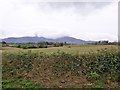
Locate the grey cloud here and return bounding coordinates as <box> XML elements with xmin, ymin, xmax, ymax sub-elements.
<box><xmin>36</xmin><ymin>2</ymin><xmax>112</xmax><ymax>16</ymax></box>
<box><xmin>38</xmin><ymin>2</ymin><xmax>111</xmax><ymax>10</ymax></box>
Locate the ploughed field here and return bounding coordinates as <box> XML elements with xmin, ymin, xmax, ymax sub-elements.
<box><xmin>2</xmin><ymin>44</ymin><xmax>120</xmax><ymax>88</ymax></box>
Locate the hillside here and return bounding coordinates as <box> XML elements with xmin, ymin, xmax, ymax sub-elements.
<box><xmin>2</xmin><ymin>36</ymin><xmax>95</xmax><ymax>44</ymax></box>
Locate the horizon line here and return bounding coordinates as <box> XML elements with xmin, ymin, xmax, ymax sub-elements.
<box><xmin>0</xmin><ymin>35</ymin><xmax>118</xmax><ymax>42</ymax></box>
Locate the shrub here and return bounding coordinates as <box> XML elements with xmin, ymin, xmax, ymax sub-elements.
<box><xmin>17</xmin><ymin>44</ymin><xmax>21</xmax><ymax>48</ymax></box>
<box><xmin>88</xmin><ymin>72</ymin><xmax>100</xmax><ymax>81</ymax></box>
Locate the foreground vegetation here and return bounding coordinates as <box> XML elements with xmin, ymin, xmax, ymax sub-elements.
<box><xmin>2</xmin><ymin>44</ymin><xmax>120</xmax><ymax>88</ymax></box>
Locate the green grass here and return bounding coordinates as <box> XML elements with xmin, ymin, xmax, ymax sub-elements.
<box><xmin>93</xmin><ymin>81</ymin><xmax>105</xmax><ymax>88</ymax></box>
<box><xmin>2</xmin><ymin>44</ymin><xmax>117</xmax><ymax>54</ymax></box>
<box><xmin>2</xmin><ymin>80</ymin><xmax>17</xmax><ymax>88</ymax></box>
<box><xmin>2</xmin><ymin>79</ymin><xmax>43</xmax><ymax>88</ymax></box>
<box><xmin>18</xmin><ymin>79</ymin><xmax>43</xmax><ymax>88</ymax></box>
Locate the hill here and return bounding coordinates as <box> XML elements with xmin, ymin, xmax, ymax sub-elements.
<box><xmin>2</xmin><ymin>36</ymin><xmax>95</xmax><ymax>44</ymax></box>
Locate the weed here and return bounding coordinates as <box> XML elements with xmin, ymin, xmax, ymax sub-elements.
<box><xmin>93</xmin><ymin>81</ymin><xmax>105</xmax><ymax>88</ymax></box>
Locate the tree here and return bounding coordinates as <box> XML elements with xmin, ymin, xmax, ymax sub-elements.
<box><xmin>2</xmin><ymin>41</ymin><xmax>6</xmax><ymax>44</ymax></box>
<box><xmin>60</xmin><ymin>42</ymin><xmax>63</xmax><ymax>46</ymax></box>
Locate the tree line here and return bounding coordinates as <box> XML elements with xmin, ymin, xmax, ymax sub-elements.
<box><xmin>1</xmin><ymin>41</ymin><xmax>68</xmax><ymax>49</ymax></box>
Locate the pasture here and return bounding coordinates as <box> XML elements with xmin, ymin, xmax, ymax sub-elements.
<box><xmin>2</xmin><ymin>44</ymin><xmax>117</xmax><ymax>54</ymax></box>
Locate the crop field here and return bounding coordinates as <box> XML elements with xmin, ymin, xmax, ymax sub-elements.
<box><xmin>2</xmin><ymin>44</ymin><xmax>120</xmax><ymax>88</ymax></box>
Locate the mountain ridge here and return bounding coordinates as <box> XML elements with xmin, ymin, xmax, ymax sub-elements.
<box><xmin>1</xmin><ymin>36</ymin><xmax>95</xmax><ymax>44</ymax></box>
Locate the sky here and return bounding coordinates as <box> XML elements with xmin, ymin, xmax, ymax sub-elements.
<box><xmin>0</xmin><ymin>0</ymin><xmax>118</xmax><ymax>41</ymax></box>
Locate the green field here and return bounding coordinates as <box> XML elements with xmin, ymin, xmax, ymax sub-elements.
<box><xmin>2</xmin><ymin>44</ymin><xmax>120</xmax><ymax>88</ymax></box>
<box><xmin>2</xmin><ymin>44</ymin><xmax>117</xmax><ymax>54</ymax></box>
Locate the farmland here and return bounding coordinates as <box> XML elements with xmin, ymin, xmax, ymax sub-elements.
<box><xmin>2</xmin><ymin>44</ymin><xmax>120</xmax><ymax>88</ymax></box>
<box><xmin>2</xmin><ymin>44</ymin><xmax>117</xmax><ymax>54</ymax></box>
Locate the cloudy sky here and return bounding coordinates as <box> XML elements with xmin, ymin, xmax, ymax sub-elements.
<box><xmin>0</xmin><ymin>0</ymin><xmax>118</xmax><ymax>41</ymax></box>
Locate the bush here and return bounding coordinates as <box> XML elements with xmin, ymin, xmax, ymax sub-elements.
<box><xmin>39</xmin><ymin>45</ymin><xmax>47</xmax><ymax>48</ymax></box>
<box><xmin>17</xmin><ymin>45</ymin><xmax>21</xmax><ymax>48</ymax></box>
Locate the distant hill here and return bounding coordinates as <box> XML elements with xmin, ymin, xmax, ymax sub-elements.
<box><xmin>1</xmin><ymin>36</ymin><xmax>95</xmax><ymax>44</ymax></box>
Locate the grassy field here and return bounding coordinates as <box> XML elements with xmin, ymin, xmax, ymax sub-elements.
<box><xmin>2</xmin><ymin>44</ymin><xmax>117</xmax><ymax>54</ymax></box>
<box><xmin>2</xmin><ymin>44</ymin><xmax>120</xmax><ymax>88</ymax></box>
